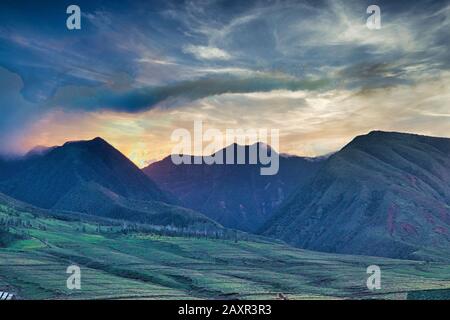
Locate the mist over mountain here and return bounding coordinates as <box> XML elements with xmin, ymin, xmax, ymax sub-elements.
<box><xmin>144</xmin><ymin>143</ymin><xmax>324</xmax><ymax>231</ymax></box>
<box><xmin>261</xmin><ymin>131</ymin><xmax>450</xmax><ymax>261</ymax></box>
<box><xmin>24</xmin><ymin>145</ymin><xmax>57</xmax><ymax>158</ymax></box>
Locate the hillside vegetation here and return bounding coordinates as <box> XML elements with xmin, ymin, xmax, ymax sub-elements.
<box><xmin>1</xmin><ymin>194</ymin><xmax>450</xmax><ymax>300</ymax></box>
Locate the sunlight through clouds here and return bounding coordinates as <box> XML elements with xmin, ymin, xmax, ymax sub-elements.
<box><xmin>0</xmin><ymin>0</ymin><xmax>448</xmax><ymax>166</ymax></box>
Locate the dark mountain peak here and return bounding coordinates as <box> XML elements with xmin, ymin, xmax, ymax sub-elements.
<box><xmin>88</xmin><ymin>136</ymin><xmax>111</xmax><ymax>147</ymax></box>
<box><xmin>0</xmin><ymin>135</ymin><xmax>169</xmax><ymax>210</ymax></box>
<box><xmin>22</xmin><ymin>137</ymin><xmax>117</xmax><ymax>163</ymax></box>
<box><xmin>92</xmin><ymin>136</ymin><xmax>107</xmax><ymax>143</ymax></box>
<box><xmin>342</xmin><ymin>130</ymin><xmax>450</xmax><ymax>156</ymax></box>
<box><xmin>219</xmin><ymin>142</ymin><xmax>278</xmax><ymax>158</ymax></box>
<box><xmin>154</xmin><ymin>142</ymin><xmax>280</xmax><ymax>167</ymax></box>
<box><xmin>144</xmin><ymin>142</ymin><xmax>324</xmax><ymax>232</ymax></box>
<box><xmin>347</xmin><ymin>130</ymin><xmax>405</xmax><ymax>146</ymax></box>
<box><xmin>352</xmin><ymin>130</ymin><xmax>448</xmax><ymax>143</ymax></box>
<box><xmin>352</xmin><ymin>130</ymin><xmax>415</xmax><ymax>142</ymax></box>
<box><xmin>57</xmin><ymin>137</ymin><xmax>133</xmax><ymax>166</ymax></box>
<box><xmin>63</xmin><ymin>136</ymin><xmax>111</xmax><ymax>149</ymax></box>
<box><xmin>367</xmin><ymin>130</ymin><xmax>399</xmax><ymax>136</ymax></box>
<box><xmin>225</xmin><ymin>141</ymin><xmax>273</xmax><ymax>150</ymax></box>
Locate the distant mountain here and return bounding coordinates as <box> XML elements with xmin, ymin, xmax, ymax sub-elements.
<box><xmin>0</xmin><ymin>138</ymin><xmax>218</xmax><ymax>229</ymax></box>
<box><xmin>261</xmin><ymin>131</ymin><xmax>450</xmax><ymax>261</ymax></box>
<box><xmin>144</xmin><ymin>143</ymin><xmax>324</xmax><ymax>232</ymax></box>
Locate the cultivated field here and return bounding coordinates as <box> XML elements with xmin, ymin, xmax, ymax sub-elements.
<box><xmin>1</xmin><ymin>203</ymin><xmax>450</xmax><ymax>300</ymax></box>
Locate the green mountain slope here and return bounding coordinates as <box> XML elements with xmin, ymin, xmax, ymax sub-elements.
<box><xmin>1</xmin><ymin>192</ymin><xmax>450</xmax><ymax>300</ymax></box>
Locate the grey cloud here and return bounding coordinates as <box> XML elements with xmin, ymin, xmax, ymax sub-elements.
<box><xmin>47</xmin><ymin>74</ymin><xmax>330</xmax><ymax>113</ymax></box>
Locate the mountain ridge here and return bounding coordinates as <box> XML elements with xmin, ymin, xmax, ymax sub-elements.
<box><xmin>261</xmin><ymin>130</ymin><xmax>450</xmax><ymax>261</ymax></box>
<box><xmin>0</xmin><ymin>137</ymin><xmax>219</xmax><ymax>229</ymax></box>
<box><xmin>144</xmin><ymin>142</ymin><xmax>325</xmax><ymax>231</ymax></box>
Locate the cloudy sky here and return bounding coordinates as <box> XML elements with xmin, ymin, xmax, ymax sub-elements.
<box><xmin>0</xmin><ymin>0</ymin><xmax>449</xmax><ymax>166</ymax></box>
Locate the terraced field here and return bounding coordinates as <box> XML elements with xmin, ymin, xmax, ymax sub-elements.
<box><xmin>1</xmin><ymin>203</ymin><xmax>450</xmax><ymax>300</ymax></box>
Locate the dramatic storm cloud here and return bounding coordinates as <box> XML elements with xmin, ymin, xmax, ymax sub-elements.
<box><xmin>47</xmin><ymin>74</ymin><xmax>329</xmax><ymax>112</ymax></box>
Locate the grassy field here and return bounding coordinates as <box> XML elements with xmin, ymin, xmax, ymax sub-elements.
<box><xmin>1</xmin><ymin>203</ymin><xmax>450</xmax><ymax>300</ymax></box>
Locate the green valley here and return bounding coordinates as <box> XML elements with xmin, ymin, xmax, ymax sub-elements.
<box><xmin>1</xmin><ymin>197</ymin><xmax>450</xmax><ymax>300</ymax></box>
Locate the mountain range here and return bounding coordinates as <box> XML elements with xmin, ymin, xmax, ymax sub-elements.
<box><xmin>261</xmin><ymin>131</ymin><xmax>450</xmax><ymax>260</ymax></box>
<box><xmin>0</xmin><ymin>138</ymin><xmax>219</xmax><ymax>229</ymax></box>
<box><xmin>1</xmin><ymin>131</ymin><xmax>449</xmax><ymax>261</ymax></box>
<box><xmin>144</xmin><ymin>143</ymin><xmax>324</xmax><ymax>231</ymax></box>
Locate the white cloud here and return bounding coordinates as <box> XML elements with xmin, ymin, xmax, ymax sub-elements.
<box><xmin>136</xmin><ymin>57</ymin><xmax>178</xmax><ymax>66</ymax></box>
<box><xmin>183</xmin><ymin>45</ymin><xmax>231</xmax><ymax>60</ymax></box>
